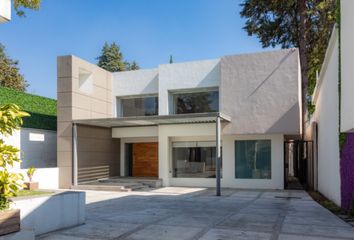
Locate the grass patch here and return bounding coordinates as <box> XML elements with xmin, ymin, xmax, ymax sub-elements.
<box><xmin>15</xmin><ymin>190</ymin><xmax>53</xmax><ymax>197</ymax></box>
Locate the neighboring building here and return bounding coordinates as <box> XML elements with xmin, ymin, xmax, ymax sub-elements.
<box><xmin>0</xmin><ymin>87</ymin><xmax>58</xmax><ymax>189</ymax></box>
<box><xmin>307</xmin><ymin>0</ymin><xmax>354</xmax><ymax>209</ymax></box>
<box><xmin>57</xmin><ymin>49</ymin><xmax>301</xmax><ymax>189</ymax></box>
<box><xmin>0</xmin><ymin>0</ymin><xmax>11</xmax><ymax>23</ymax></box>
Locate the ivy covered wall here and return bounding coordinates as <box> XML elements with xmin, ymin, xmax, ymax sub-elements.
<box><xmin>0</xmin><ymin>87</ymin><xmax>57</xmax><ymax>131</ymax></box>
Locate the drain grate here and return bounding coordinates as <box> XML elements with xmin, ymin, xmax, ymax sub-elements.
<box><xmin>275</xmin><ymin>196</ymin><xmax>302</xmax><ymax>199</ymax></box>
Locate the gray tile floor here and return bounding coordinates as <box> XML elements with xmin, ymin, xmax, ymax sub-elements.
<box><xmin>38</xmin><ymin>188</ymin><xmax>354</xmax><ymax>240</ymax></box>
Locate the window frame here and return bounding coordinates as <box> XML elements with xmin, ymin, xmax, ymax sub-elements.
<box><xmin>171</xmin><ymin>140</ymin><xmax>222</xmax><ymax>179</ymax></box>
<box><xmin>116</xmin><ymin>94</ymin><xmax>159</xmax><ymax>117</ymax></box>
<box><xmin>234</xmin><ymin>139</ymin><xmax>272</xmax><ymax>180</ymax></box>
<box><xmin>169</xmin><ymin>87</ymin><xmax>219</xmax><ymax>114</ymax></box>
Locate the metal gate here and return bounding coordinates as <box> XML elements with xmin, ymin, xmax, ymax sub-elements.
<box><xmin>284</xmin><ymin>140</ymin><xmax>314</xmax><ymax>190</ymax></box>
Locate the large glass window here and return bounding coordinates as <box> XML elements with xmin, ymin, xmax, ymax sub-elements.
<box><xmin>172</xmin><ymin>141</ymin><xmax>221</xmax><ymax>178</ymax></box>
<box><xmin>120</xmin><ymin>96</ymin><xmax>158</xmax><ymax>117</ymax></box>
<box><xmin>235</xmin><ymin>140</ymin><xmax>271</xmax><ymax>179</ymax></box>
<box><xmin>172</xmin><ymin>90</ymin><xmax>219</xmax><ymax>114</ymax></box>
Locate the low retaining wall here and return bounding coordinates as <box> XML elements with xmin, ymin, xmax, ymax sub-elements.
<box><xmin>11</xmin><ymin>191</ymin><xmax>85</xmax><ymax>236</ymax></box>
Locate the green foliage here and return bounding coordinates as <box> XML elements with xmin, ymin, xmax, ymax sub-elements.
<box><xmin>0</xmin><ymin>87</ymin><xmax>57</xmax><ymax>131</ymax></box>
<box><xmin>125</xmin><ymin>61</ymin><xmax>140</xmax><ymax>71</ymax></box>
<box><xmin>97</xmin><ymin>42</ymin><xmax>139</xmax><ymax>72</ymax></box>
<box><xmin>26</xmin><ymin>167</ymin><xmax>36</xmax><ymax>182</ymax></box>
<box><xmin>0</xmin><ymin>43</ymin><xmax>28</xmax><ymax>92</ymax></box>
<box><xmin>13</xmin><ymin>0</ymin><xmax>41</xmax><ymax>17</ymax></box>
<box><xmin>0</xmin><ymin>104</ymin><xmax>29</xmax><ymax>210</ymax></box>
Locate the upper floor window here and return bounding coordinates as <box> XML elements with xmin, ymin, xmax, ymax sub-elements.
<box><xmin>172</xmin><ymin>89</ymin><xmax>219</xmax><ymax>114</ymax></box>
<box><xmin>119</xmin><ymin>95</ymin><xmax>158</xmax><ymax>117</ymax></box>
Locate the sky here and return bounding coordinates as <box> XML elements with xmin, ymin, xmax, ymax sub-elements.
<box><xmin>0</xmin><ymin>0</ymin><xmax>273</xmax><ymax>99</ymax></box>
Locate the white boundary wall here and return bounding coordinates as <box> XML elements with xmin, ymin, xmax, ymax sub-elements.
<box><xmin>312</xmin><ymin>28</ymin><xmax>341</xmax><ymax>205</ymax></box>
<box><xmin>1</xmin><ymin>128</ymin><xmax>58</xmax><ymax>189</ymax></box>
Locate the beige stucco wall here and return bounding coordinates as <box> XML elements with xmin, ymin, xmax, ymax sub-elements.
<box><xmin>77</xmin><ymin>125</ymin><xmax>120</xmax><ymax>183</ymax></box>
<box><xmin>57</xmin><ymin>55</ymin><xmax>113</xmax><ymax>188</ymax></box>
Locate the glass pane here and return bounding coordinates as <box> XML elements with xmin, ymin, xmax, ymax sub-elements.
<box><xmin>173</xmin><ymin>91</ymin><xmax>219</xmax><ymax>114</ymax></box>
<box><xmin>172</xmin><ymin>141</ymin><xmax>221</xmax><ymax>178</ymax></box>
<box><xmin>121</xmin><ymin>96</ymin><xmax>158</xmax><ymax>117</ymax></box>
<box><xmin>235</xmin><ymin>140</ymin><xmax>271</xmax><ymax>179</ymax></box>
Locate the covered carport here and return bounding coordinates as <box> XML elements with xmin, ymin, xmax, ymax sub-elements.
<box><xmin>72</xmin><ymin>112</ymin><xmax>231</xmax><ymax>195</ymax></box>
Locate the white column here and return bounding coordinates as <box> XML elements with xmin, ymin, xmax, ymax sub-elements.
<box><xmin>216</xmin><ymin>115</ymin><xmax>221</xmax><ymax>196</ymax></box>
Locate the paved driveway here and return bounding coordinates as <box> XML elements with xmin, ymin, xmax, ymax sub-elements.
<box><xmin>38</xmin><ymin>188</ymin><xmax>354</xmax><ymax>240</ymax></box>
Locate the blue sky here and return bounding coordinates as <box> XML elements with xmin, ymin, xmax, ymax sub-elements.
<box><xmin>0</xmin><ymin>0</ymin><xmax>271</xmax><ymax>99</ymax></box>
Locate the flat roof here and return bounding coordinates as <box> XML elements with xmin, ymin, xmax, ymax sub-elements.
<box><xmin>73</xmin><ymin>112</ymin><xmax>231</xmax><ymax>128</ymax></box>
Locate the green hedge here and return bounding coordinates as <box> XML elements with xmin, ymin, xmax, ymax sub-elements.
<box><xmin>0</xmin><ymin>87</ymin><xmax>57</xmax><ymax>131</ymax></box>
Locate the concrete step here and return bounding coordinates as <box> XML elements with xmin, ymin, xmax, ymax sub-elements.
<box><xmin>72</xmin><ymin>183</ymin><xmax>146</xmax><ymax>192</ymax></box>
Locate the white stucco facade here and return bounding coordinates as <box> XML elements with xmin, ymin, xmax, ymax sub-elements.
<box><xmin>111</xmin><ymin>123</ymin><xmax>284</xmax><ymax>189</ymax></box>
<box><xmin>340</xmin><ymin>0</ymin><xmax>354</xmax><ymax>133</ymax></box>
<box><xmin>312</xmin><ymin>28</ymin><xmax>341</xmax><ymax>206</ymax></box>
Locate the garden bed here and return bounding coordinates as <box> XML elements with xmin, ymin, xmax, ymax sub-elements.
<box><xmin>308</xmin><ymin>191</ymin><xmax>354</xmax><ymax>227</ymax></box>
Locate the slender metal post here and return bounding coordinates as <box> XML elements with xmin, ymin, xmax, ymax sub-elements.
<box><xmin>216</xmin><ymin>115</ymin><xmax>221</xmax><ymax>196</ymax></box>
<box><xmin>72</xmin><ymin>123</ymin><xmax>78</xmax><ymax>186</ymax></box>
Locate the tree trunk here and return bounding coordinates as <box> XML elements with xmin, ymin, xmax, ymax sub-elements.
<box><xmin>298</xmin><ymin>0</ymin><xmax>308</xmax><ymax>139</ymax></box>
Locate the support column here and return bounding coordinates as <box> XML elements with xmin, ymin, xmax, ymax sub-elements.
<box><xmin>216</xmin><ymin>115</ymin><xmax>221</xmax><ymax>196</ymax></box>
<box><xmin>72</xmin><ymin>123</ymin><xmax>78</xmax><ymax>186</ymax></box>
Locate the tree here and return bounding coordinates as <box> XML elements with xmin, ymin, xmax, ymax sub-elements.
<box><xmin>97</xmin><ymin>42</ymin><xmax>140</xmax><ymax>72</ymax></box>
<box><xmin>240</xmin><ymin>0</ymin><xmax>336</xmax><ymax>119</ymax></box>
<box><xmin>13</xmin><ymin>0</ymin><xmax>41</xmax><ymax>17</ymax></box>
<box><xmin>0</xmin><ymin>104</ymin><xmax>29</xmax><ymax>210</ymax></box>
<box><xmin>0</xmin><ymin>44</ymin><xmax>28</xmax><ymax>91</ymax></box>
<box><xmin>97</xmin><ymin>42</ymin><xmax>126</xmax><ymax>72</ymax></box>
<box><xmin>169</xmin><ymin>55</ymin><xmax>173</xmax><ymax>64</ymax></box>
<box><xmin>125</xmin><ymin>61</ymin><xmax>140</xmax><ymax>71</ymax></box>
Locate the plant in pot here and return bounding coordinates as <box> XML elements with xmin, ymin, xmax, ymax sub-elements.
<box><xmin>0</xmin><ymin>104</ymin><xmax>29</xmax><ymax>236</ymax></box>
<box><xmin>24</xmin><ymin>167</ymin><xmax>38</xmax><ymax>190</ymax></box>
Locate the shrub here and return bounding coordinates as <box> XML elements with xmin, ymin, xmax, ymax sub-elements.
<box><xmin>0</xmin><ymin>104</ymin><xmax>29</xmax><ymax>210</ymax></box>
<box><xmin>26</xmin><ymin>167</ymin><xmax>36</xmax><ymax>182</ymax></box>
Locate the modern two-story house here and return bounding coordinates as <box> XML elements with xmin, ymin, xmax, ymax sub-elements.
<box><xmin>57</xmin><ymin>49</ymin><xmax>301</xmax><ymax>190</ymax></box>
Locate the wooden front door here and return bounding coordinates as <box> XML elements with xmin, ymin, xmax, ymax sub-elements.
<box><xmin>132</xmin><ymin>143</ymin><xmax>158</xmax><ymax>177</ymax></box>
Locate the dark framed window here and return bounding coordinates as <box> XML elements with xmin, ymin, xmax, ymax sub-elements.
<box><xmin>172</xmin><ymin>90</ymin><xmax>219</xmax><ymax>114</ymax></box>
<box><xmin>172</xmin><ymin>141</ymin><xmax>221</xmax><ymax>178</ymax></box>
<box><xmin>235</xmin><ymin>140</ymin><xmax>271</xmax><ymax>179</ymax></box>
<box><xmin>120</xmin><ymin>96</ymin><xmax>158</xmax><ymax>117</ymax></box>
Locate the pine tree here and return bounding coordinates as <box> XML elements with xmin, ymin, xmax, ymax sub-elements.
<box><xmin>0</xmin><ymin>44</ymin><xmax>28</xmax><ymax>91</ymax></box>
<box><xmin>97</xmin><ymin>42</ymin><xmax>126</xmax><ymax>72</ymax></box>
<box><xmin>129</xmin><ymin>61</ymin><xmax>140</xmax><ymax>70</ymax></box>
<box><xmin>97</xmin><ymin>42</ymin><xmax>140</xmax><ymax>72</ymax></box>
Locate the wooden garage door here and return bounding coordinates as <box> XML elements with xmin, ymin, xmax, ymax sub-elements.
<box><xmin>132</xmin><ymin>143</ymin><xmax>158</xmax><ymax>177</ymax></box>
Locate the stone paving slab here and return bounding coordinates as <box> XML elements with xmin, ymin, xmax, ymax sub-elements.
<box><xmin>37</xmin><ymin>188</ymin><xmax>354</xmax><ymax>240</ymax></box>
<box><xmin>198</xmin><ymin>228</ymin><xmax>272</xmax><ymax>240</ymax></box>
<box><xmin>124</xmin><ymin>224</ymin><xmax>203</xmax><ymax>240</ymax></box>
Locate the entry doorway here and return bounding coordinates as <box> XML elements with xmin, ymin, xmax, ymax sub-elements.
<box><xmin>284</xmin><ymin>140</ymin><xmax>313</xmax><ymax>190</ymax></box>
<box><xmin>125</xmin><ymin>142</ymin><xmax>158</xmax><ymax>177</ymax></box>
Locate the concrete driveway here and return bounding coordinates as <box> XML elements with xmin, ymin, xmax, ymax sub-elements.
<box><xmin>38</xmin><ymin>188</ymin><xmax>354</xmax><ymax>240</ymax></box>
